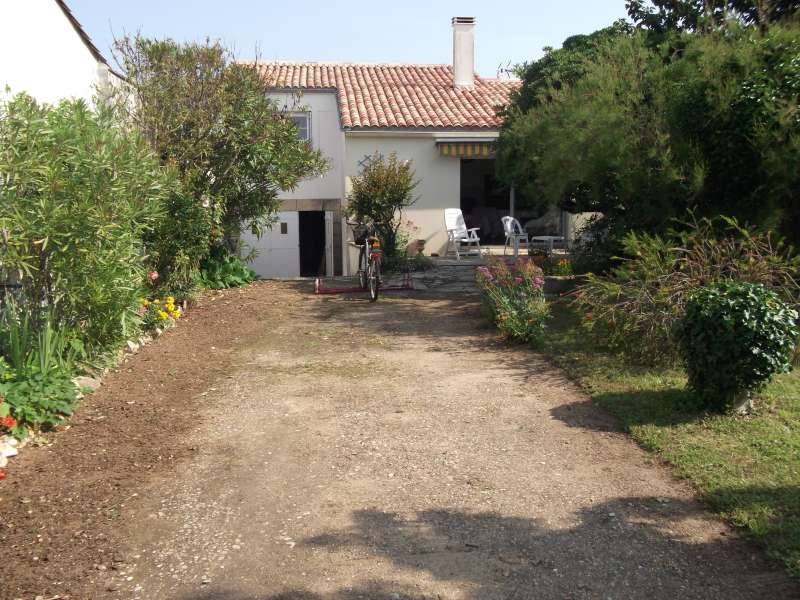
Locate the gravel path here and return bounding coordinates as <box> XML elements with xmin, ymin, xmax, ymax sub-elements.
<box><xmin>1</xmin><ymin>281</ymin><xmax>795</xmax><ymax>599</ymax></box>
<box><xmin>112</xmin><ymin>284</ymin><xmax>794</xmax><ymax>599</ymax></box>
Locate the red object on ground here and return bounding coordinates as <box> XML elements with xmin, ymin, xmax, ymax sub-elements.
<box><xmin>315</xmin><ymin>272</ymin><xmax>415</xmax><ymax>295</ymax></box>
<box><xmin>0</xmin><ymin>469</ymin><xmax>6</xmax><ymax>481</ymax></box>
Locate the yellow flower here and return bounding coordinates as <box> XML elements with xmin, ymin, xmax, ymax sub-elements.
<box><xmin>141</xmin><ymin>299</ymin><xmax>150</xmax><ymax>307</ymax></box>
<box><xmin>153</xmin><ymin>299</ymin><xmax>160</xmax><ymax>304</ymax></box>
<box><xmin>166</xmin><ymin>296</ymin><xmax>175</xmax><ymax>304</ymax></box>
<box><xmin>158</xmin><ymin>310</ymin><xmax>168</xmax><ymax>321</ymax></box>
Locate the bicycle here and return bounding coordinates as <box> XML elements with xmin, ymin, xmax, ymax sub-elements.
<box><xmin>349</xmin><ymin>221</ymin><xmax>382</xmax><ymax>302</ymax></box>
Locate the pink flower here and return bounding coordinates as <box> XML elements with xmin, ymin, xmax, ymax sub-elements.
<box><xmin>477</xmin><ymin>266</ymin><xmax>494</xmax><ymax>282</ymax></box>
<box><xmin>148</xmin><ymin>271</ymin><xmax>159</xmax><ymax>282</ymax></box>
<box><xmin>534</xmin><ymin>277</ymin><xmax>545</xmax><ymax>289</ymax></box>
<box><xmin>514</xmin><ymin>276</ymin><xmax>523</xmax><ymax>285</ymax></box>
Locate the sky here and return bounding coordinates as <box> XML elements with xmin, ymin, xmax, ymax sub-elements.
<box><xmin>68</xmin><ymin>1</ymin><xmax>630</xmax><ymax>77</ymax></box>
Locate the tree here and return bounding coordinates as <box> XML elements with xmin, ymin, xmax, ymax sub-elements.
<box><xmin>496</xmin><ymin>22</ymin><xmax>634</xmax><ymax>212</ymax></box>
<box><xmin>497</xmin><ymin>20</ymin><xmax>800</xmax><ymax>270</ymax></box>
<box><xmin>626</xmin><ymin>0</ymin><xmax>800</xmax><ymax>34</ymax></box>
<box><xmin>111</xmin><ymin>37</ymin><xmax>328</xmax><ymax>289</ymax></box>
<box><xmin>346</xmin><ymin>153</ymin><xmax>418</xmax><ymax>257</ymax></box>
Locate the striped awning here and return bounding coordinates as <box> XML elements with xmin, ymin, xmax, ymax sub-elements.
<box><xmin>437</xmin><ymin>142</ymin><xmax>495</xmax><ymax>158</ymax></box>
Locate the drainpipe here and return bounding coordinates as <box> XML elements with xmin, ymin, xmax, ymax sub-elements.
<box><xmin>509</xmin><ymin>184</ymin><xmax>516</xmax><ymax>219</ymax></box>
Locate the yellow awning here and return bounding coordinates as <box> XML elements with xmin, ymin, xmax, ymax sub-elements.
<box><xmin>437</xmin><ymin>142</ymin><xmax>495</xmax><ymax>158</ymax></box>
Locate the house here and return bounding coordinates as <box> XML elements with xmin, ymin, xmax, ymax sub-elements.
<box><xmin>0</xmin><ymin>0</ymin><xmax>122</xmax><ymax>106</ymax></box>
<box><xmin>244</xmin><ymin>16</ymin><xmax>575</xmax><ymax>279</ymax></box>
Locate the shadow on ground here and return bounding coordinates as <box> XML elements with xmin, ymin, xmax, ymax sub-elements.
<box><xmin>550</xmin><ymin>388</ymin><xmax>705</xmax><ymax>433</ymax></box>
<box><xmin>180</xmin><ymin>496</ymin><xmax>796</xmax><ymax>600</ymax></box>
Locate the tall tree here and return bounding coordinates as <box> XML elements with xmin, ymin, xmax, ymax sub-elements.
<box><xmin>626</xmin><ymin>0</ymin><xmax>800</xmax><ymax>33</ymax></box>
<box><xmin>496</xmin><ymin>21</ymin><xmax>633</xmax><ymax>210</ymax></box>
<box><xmin>111</xmin><ymin>37</ymin><xmax>328</xmax><ymax>285</ymax></box>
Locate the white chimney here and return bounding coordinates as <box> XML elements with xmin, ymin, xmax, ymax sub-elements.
<box><xmin>452</xmin><ymin>16</ymin><xmax>475</xmax><ymax>89</ymax></box>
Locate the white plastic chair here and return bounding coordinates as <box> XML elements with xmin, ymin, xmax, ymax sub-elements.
<box><xmin>501</xmin><ymin>216</ymin><xmax>529</xmax><ymax>257</ymax></box>
<box><xmin>444</xmin><ymin>208</ymin><xmax>481</xmax><ymax>260</ymax></box>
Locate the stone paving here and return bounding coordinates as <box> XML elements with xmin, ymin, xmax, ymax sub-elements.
<box><xmin>411</xmin><ymin>258</ymin><xmax>481</xmax><ymax>294</ymax></box>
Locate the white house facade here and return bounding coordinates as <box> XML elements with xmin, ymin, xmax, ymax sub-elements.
<box><xmin>0</xmin><ymin>0</ymin><xmax>120</xmax><ymax>106</ymax></box>
<box><xmin>246</xmin><ymin>17</ymin><xmax>573</xmax><ymax>279</ymax></box>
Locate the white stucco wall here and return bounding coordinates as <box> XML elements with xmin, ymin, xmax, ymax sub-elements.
<box><xmin>345</xmin><ymin>134</ymin><xmax>463</xmax><ymax>261</ymax></box>
<box><xmin>268</xmin><ymin>91</ymin><xmax>345</xmax><ymax>202</ymax></box>
<box><xmin>0</xmin><ymin>0</ymin><xmax>105</xmax><ymax>105</ymax></box>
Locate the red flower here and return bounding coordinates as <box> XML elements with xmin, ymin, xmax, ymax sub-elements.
<box><xmin>1</xmin><ymin>416</ymin><xmax>16</xmax><ymax>429</ymax></box>
<box><xmin>148</xmin><ymin>271</ymin><xmax>159</xmax><ymax>282</ymax></box>
<box><xmin>0</xmin><ymin>469</ymin><xmax>6</xmax><ymax>480</ymax></box>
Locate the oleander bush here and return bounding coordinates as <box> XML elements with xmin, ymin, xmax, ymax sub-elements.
<box><xmin>0</xmin><ymin>94</ymin><xmax>182</xmax><ymax>434</ymax></box>
<box><xmin>677</xmin><ymin>282</ymin><xmax>799</xmax><ymax>412</ymax></box>
<box><xmin>0</xmin><ymin>94</ymin><xmax>177</xmax><ymax>354</ymax></box>
<box><xmin>476</xmin><ymin>257</ymin><xmax>550</xmax><ymax>346</ymax></box>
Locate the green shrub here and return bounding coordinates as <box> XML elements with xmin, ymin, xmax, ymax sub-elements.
<box><xmin>0</xmin><ymin>301</ymin><xmax>83</xmax><ymax>377</ymax></box>
<box><xmin>574</xmin><ymin>215</ymin><xmax>800</xmax><ymax>363</ymax></box>
<box><xmin>199</xmin><ymin>254</ymin><xmax>257</xmax><ymax>289</ymax></box>
<box><xmin>476</xmin><ymin>257</ymin><xmax>550</xmax><ymax>346</ymax></box>
<box><xmin>381</xmin><ymin>254</ymin><xmax>434</xmax><ymax>274</ymax></box>
<box><xmin>0</xmin><ymin>303</ymin><xmax>82</xmax><ymax>434</ymax></box>
<box><xmin>0</xmin><ymin>367</ymin><xmax>78</xmax><ymax>435</ymax></box>
<box><xmin>529</xmin><ymin>253</ymin><xmax>574</xmax><ymax>276</ymax></box>
<box><xmin>144</xmin><ymin>186</ymin><xmax>213</xmax><ymax>300</ymax></box>
<box><xmin>677</xmin><ymin>282</ymin><xmax>799</xmax><ymax>412</ymax></box>
<box><xmin>346</xmin><ymin>153</ymin><xmax>418</xmax><ymax>257</ymax></box>
<box><xmin>0</xmin><ymin>94</ymin><xmax>176</xmax><ymax>353</ymax></box>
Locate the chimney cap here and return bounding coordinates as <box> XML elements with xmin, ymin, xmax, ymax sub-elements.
<box><xmin>452</xmin><ymin>16</ymin><xmax>476</xmax><ymax>25</ymax></box>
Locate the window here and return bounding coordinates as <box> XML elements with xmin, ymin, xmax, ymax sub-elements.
<box><xmin>290</xmin><ymin>112</ymin><xmax>311</xmax><ymax>143</ymax></box>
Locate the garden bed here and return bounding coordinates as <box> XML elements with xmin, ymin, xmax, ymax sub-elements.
<box><xmin>0</xmin><ymin>284</ymin><xmax>273</xmax><ymax>598</ymax></box>
<box><xmin>543</xmin><ymin>301</ymin><xmax>800</xmax><ymax>578</ymax></box>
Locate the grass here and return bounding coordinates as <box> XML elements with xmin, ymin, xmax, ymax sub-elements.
<box><xmin>544</xmin><ymin>301</ymin><xmax>800</xmax><ymax>577</ymax></box>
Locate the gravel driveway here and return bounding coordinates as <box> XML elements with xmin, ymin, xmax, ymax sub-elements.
<box><xmin>1</xmin><ymin>281</ymin><xmax>795</xmax><ymax>599</ymax></box>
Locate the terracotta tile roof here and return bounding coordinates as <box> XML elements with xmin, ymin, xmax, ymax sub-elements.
<box><xmin>255</xmin><ymin>62</ymin><xmax>518</xmax><ymax>130</ymax></box>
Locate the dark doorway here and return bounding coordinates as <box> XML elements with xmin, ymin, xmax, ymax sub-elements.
<box><xmin>299</xmin><ymin>211</ymin><xmax>326</xmax><ymax>277</ymax></box>
<box><xmin>460</xmin><ymin>159</ymin><xmax>510</xmax><ymax>244</ymax></box>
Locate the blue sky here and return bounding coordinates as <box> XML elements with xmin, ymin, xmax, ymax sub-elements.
<box><xmin>69</xmin><ymin>0</ymin><xmax>630</xmax><ymax>77</ymax></box>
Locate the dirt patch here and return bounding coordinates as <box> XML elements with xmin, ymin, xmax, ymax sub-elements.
<box><xmin>0</xmin><ymin>282</ymin><xmax>300</xmax><ymax>599</ymax></box>
<box><xmin>0</xmin><ymin>281</ymin><xmax>797</xmax><ymax>600</ymax></box>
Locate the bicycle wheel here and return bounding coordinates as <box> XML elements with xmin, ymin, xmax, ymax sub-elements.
<box><xmin>367</xmin><ymin>259</ymin><xmax>380</xmax><ymax>302</ymax></box>
<box><xmin>358</xmin><ymin>246</ymin><xmax>368</xmax><ymax>290</ymax></box>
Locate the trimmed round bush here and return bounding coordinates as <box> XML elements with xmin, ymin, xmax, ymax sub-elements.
<box><xmin>677</xmin><ymin>282</ymin><xmax>799</xmax><ymax>412</ymax></box>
